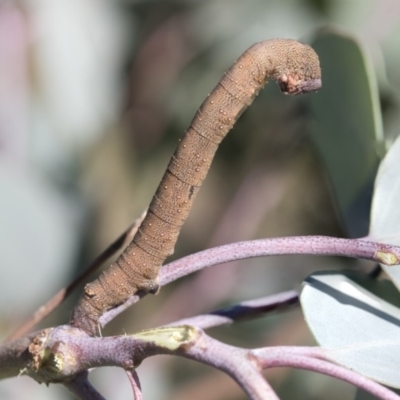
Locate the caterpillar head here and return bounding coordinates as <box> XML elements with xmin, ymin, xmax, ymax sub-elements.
<box><xmin>278</xmin><ymin>73</ymin><xmax>322</xmax><ymax>95</ymax></box>
<box><xmin>269</xmin><ymin>39</ymin><xmax>321</xmax><ymax>95</ymax></box>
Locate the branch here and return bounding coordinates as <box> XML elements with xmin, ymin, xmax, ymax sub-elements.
<box><xmin>164</xmin><ymin>290</ymin><xmax>299</xmax><ymax>329</ymax></box>
<box><xmin>2</xmin><ymin>325</ymin><xmax>276</xmax><ymax>399</ymax></box>
<box><xmin>160</xmin><ymin>236</ymin><xmax>399</xmax><ymax>286</ymax></box>
<box><xmin>0</xmin><ymin>333</ymin><xmax>36</xmax><ymax>379</ymax></box>
<box><xmin>99</xmin><ymin>236</ymin><xmax>400</xmax><ymax>328</ymax></box>
<box><xmin>4</xmin><ymin>236</ymin><xmax>399</xmax><ymax>394</ymax></box>
<box><xmin>43</xmin><ymin>325</ymin><xmax>398</xmax><ymax>400</ymax></box>
<box><xmin>253</xmin><ymin>347</ymin><xmax>400</xmax><ymax>400</ymax></box>
<box><xmin>2</xmin><ymin>321</ymin><xmax>398</xmax><ymax>400</ymax></box>
<box><xmin>0</xmin><ymin>291</ymin><xmax>295</xmax><ymax>382</ymax></box>
<box><xmin>173</xmin><ymin>327</ymin><xmax>279</xmax><ymax>400</ymax></box>
<box><xmin>63</xmin><ymin>371</ymin><xmax>106</xmax><ymax>400</ymax></box>
<box><xmin>126</xmin><ymin>370</ymin><xmax>143</xmax><ymax>400</ymax></box>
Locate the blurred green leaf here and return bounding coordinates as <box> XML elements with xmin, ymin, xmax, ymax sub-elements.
<box><xmin>309</xmin><ymin>29</ymin><xmax>383</xmax><ymax>237</ymax></box>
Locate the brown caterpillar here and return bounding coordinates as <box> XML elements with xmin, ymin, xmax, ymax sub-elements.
<box><xmin>70</xmin><ymin>38</ymin><xmax>321</xmax><ymax>335</ymax></box>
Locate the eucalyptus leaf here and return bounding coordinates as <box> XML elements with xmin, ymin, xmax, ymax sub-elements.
<box><xmin>309</xmin><ymin>30</ymin><xmax>383</xmax><ymax>237</ymax></box>
<box><xmin>369</xmin><ymin>134</ymin><xmax>400</xmax><ymax>290</ymax></box>
<box><xmin>301</xmin><ymin>271</ymin><xmax>400</xmax><ymax>388</ymax></box>
<box><xmin>369</xmin><ymin>134</ymin><xmax>400</xmax><ymax>245</ymax></box>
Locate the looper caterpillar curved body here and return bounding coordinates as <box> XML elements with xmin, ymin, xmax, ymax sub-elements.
<box><xmin>71</xmin><ymin>38</ymin><xmax>322</xmax><ymax>335</ymax></box>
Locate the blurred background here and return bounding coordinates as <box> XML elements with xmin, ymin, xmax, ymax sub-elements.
<box><xmin>1</xmin><ymin>0</ymin><xmax>400</xmax><ymax>399</ymax></box>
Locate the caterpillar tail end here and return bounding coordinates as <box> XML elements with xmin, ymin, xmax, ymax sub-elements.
<box><xmin>70</xmin><ymin>296</ymin><xmax>102</xmax><ymax>337</ymax></box>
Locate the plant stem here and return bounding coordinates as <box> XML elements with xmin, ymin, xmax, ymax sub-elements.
<box><xmin>160</xmin><ymin>236</ymin><xmax>399</xmax><ymax>286</ymax></box>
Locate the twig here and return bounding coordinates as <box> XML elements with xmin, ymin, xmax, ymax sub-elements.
<box><xmin>126</xmin><ymin>370</ymin><xmax>143</xmax><ymax>400</ymax></box>
<box><xmin>99</xmin><ymin>236</ymin><xmax>400</xmax><ymax>328</ymax></box>
<box><xmin>178</xmin><ymin>327</ymin><xmax>279</xmax><ymax>400</ymax></box>
<box><xmin>5</xmin><ymin>213</ymin><xmax>145</xmax><ymax>342</ymax></box>
<box><xmin>0</xmin><ymin>332</ymin><xmax>36</xmax><ymax>379</ymax></box>
<box><xmin>165</xmin><ymin>290</ymin><xmax>299</xmax><ymax>329</ymax></box>
<box><xmin>64</xmin><ymin>371</ymin><xmax>106</xmax><ymax>400</ymax></box>
<box><xmin>253</xmin><ymin>347</ymin><xmax>400</xmax><ymax>400</ymax></box>
<box><xmin>160</xmin><ymin>236</ymin><xmax>400</xmax><ymax>286</ymax></box>
<box><xmin>2</xmin><ymin>324</ymin><xmax>399</xmax><ymax>400</ymax></box>
<box><xmin>65</xmin><ymin>326</ymin><xmax>280</xmax><ymax>400</ymax></box>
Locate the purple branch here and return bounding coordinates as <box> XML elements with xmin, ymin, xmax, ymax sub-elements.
<box><xmin>253</xmin><ymin>347</ymin><xmax>400</xmax><ymax>400</ymax></box>
<box><xmin>126</xmin><ymin>370</ymin><xmax>142</xmax><ymax>400</ymax></box>
<box><xmin>178</xmin><ymin>328</ymin><xmax>279</xmax><ymax>400</ymax></box>
<box><xmin>6</xmin><ymin>236</ymin><xmax>399</xmax><ymax>397</ymax></box>
<box><xmin>165</xmin><ymin>290</ymin><xmax>299</xmax><ymax>329</ymax></box>
<box><xmin>26</xmin><ymin>325</ymin><xmax>277</xmax><ymax>400</ymax></box>
<box><xmin>160</xmin><ymin>236</ymin><xmax>399</xmax><ymax>286</ymax></box>
<box><xmin>1</xmin><ymin>291</ymin><xmax>297</xmax><ymax>385</ymax></box>
<box><xmin>7</xmin><ymin>325</ymin><xmax>399</xmax><ymax>400</ymax></box>
<box><xmin>0</xmin><ymin>333</ymin><xmax>36</xmax><ymax>379</ymax></box>
<box><xmin>63</xmin><ymin>371</ymin><xmax>106</xmax><ymax>400</ymax></box>
<box><xmin>100</xmin><ymin>236</ymin><xmax>400</xmax><ymax>327</ymax></box>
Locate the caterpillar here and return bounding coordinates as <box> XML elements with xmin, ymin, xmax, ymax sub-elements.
<box><xmin>70</xmin><ymin>38</ymin><xmax>321</xmax><ymax>336</ymax></box>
